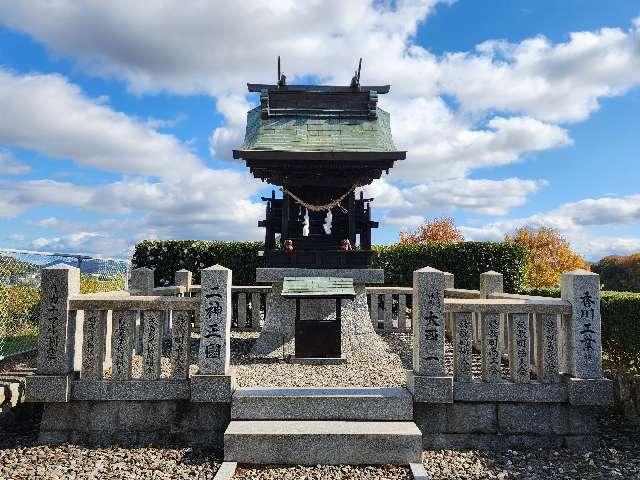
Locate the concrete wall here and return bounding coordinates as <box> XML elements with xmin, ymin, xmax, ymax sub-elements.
<box><xmin>415</xmin><ymin>401</ymin><xmax>600</xmax><ymax>450</ymax></box>
<box><xmin>38</xmin><ymin>400</ymin><xmax>230</xmax><ymax>448</ymax></box>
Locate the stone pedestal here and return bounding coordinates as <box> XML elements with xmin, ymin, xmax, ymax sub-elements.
<box><xmin>250</xmin><ymin>268</ymin><xmax>385</xmax><ymax>359</ymax></box>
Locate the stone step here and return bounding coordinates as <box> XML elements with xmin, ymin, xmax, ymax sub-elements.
<box><xmin>224</xmin><ymin>420</ymin><xmax>422</xmax><ymax>465</ymax></box>
<box><xmin>0</xmin><ymin>380</ymin><xmax>23</xmax><ymax>407</ymax></box>
<box><xmin>231</xmin><ymin>387</ymin><xmax>413</xmax><ymax>421</ymax></box>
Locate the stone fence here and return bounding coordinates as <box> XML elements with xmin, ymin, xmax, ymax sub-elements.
<box><xmin>24</xmin><ymin>263</ymin><xmax>614</xmax><ymax>449</ymax></box>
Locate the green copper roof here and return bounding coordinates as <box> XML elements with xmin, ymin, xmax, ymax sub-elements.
<box><xmin>240</xmin><ymin>106</ymin><xmax>397</xmax><ymax>153</ymax></box>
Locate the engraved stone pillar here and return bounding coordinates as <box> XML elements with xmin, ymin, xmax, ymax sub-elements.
<box><xmin>198</xmin><ymin>265</ymin><xmax>232</xmax><ymax>375</ymax></box>
<box><xmin>453</xmin><ymin>311</ymin><xmax>473</xmax><ymax>382</ymax></box>
<box><xmin>81</xmin><ymin>309</ymin><xmax>107</xmax><ymax>380</ymax></box>
<box><xmin>407</xmin><ymin>266</ymin><xmax>452</xmax><ymax>403</ymax></box>
<box><xmin>111</xmin><ymin>310</ymin><xmax>135</xmax><ymax>380</ymax></box>
<box><xmin>412</xmin><ymin>267</ymin><xmax>445</xmax><ymax>376</ymax></box>
<box><xmin>508</xmin><ymin>313</ymin><xmax>530</xmax><ymax>383</ymax></box>
<box><xmin>142</xmin><ymin>310</ymin><xmax>163</xmax><ymax>380</ymax></box>
<box><xmin>37</xmin><ymin>264</ymin><xmax>80</xmax><ymax>375</ymax></box>
<box><xmin>170</xmin><ymin>310</ymin><xmax>192</xmax><ymax>379</ymax></box>
<box><xmin>561</xmin><ymin>269</ymin><xmax>603</xmax><ymax>379</ymax></box>
<box><xmin>481</xmin><ymin>312</ymin><xmax>502</xmax><ymax>382</ymax></box>
<box><xmin>535</xmin><ymin>313</ymin><xmax>559</xmax><ymax>383</ymax></box>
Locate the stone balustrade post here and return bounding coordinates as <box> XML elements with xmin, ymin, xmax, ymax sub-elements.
<box><xmin>480</xmin><ymin>271</ymin><xmax>506</xmax><ymax>354</ymax></box>
<box><xmin>130</xmin><ymin>267</ymin><xmax>154</xmax><ymax>355</ymax></box>
<box><xmin>192</xmin><ymin>265</ymin><xmax>234</xmax><ymax>402</ymax></box>
<box><xmin>407</xmin><ymin>266</ymin><xmax>452</xmax><ymax>403</ymax></box>
<box><xmin>559</xmin><ymin>269</ymin><xmax>613</xmax><ymax>406</ymax></box>
<box><xmin>26</xmin><ymin>264</ymin><xmax>80</xmax><ymax>402</ymax></box>
<box><xmin>36</xmin><ymin>264</ymin><xmax>80</xmax><ymax>375</ymax></box>
<box><xmin>175</xmin><ymin>269</ymin><xmax>192</xmax><ymax>293</ymax></box>
<box><xmin>560</xmin><ymin>269</ymin><xmax>603</xmax><ymax>379</ymax></box>
<box><xmin>130</xmin><ymin>267</ymin><xmax>154</xmax><ymax>294</ymax></box>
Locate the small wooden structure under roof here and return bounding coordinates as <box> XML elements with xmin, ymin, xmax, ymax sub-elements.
<box><xmin>234</xmin><ymin>62</ymin><xmax>405</xmax><ymax>269</ymax></box>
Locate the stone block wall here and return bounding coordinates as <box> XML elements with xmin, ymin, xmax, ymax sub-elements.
<box><xmin>38</xmin><ymin>400</ymin><xmax>230</xmax><ymax>448</ymax></box>
<box><xmin>415</xmin><ymin>401</ymin><xmax>601</xmax><ymax>450</ymax></box>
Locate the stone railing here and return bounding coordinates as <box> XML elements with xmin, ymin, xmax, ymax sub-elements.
<box><xmin>26</xmin><ymin>264</ymin><xmax>234</xmax><ymax>404</ymax></box>
<box><xmin>407</xmin><ymin>267</ymin><xmax>612</xmax><ymax>407</ymax></box>
<box><xmin>128</xmin><ymin>268</ymin><xmax>270</xmax><ymax>331</ymax></box>
<box><xmin>366</xmin><ymin>280</ymin><xmax>482</xmax><ymax>333</ymax></box>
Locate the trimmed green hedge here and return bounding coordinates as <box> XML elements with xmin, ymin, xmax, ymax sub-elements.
<box><xmin>133</xmin><ymin>240</ymin><xmax>528</xmax><ymax>292</ymax></box>
<box><xmin>521</xmin><ymin>287</ymin><xmax>640</xmax><ymax>374</ymax></box>
<box><xmin>132</xmin><ymin>240</ymin><xmax>264</xmax><ymax>286</ymax></box>
<box><xmin>372</xmin><ymin>242</ymin><xmax>528</xmax><ymax>293</ymax></box>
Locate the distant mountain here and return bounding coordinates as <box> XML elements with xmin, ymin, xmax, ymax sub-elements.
<box><xmin>42</xmin><ymin>258</ymin><xmax>127</xmax><ymax>275</ymax></box>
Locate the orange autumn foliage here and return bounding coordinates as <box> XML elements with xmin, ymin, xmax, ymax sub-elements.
<box><xmin>400</xmin><ymin>217</ymin><xmax>464</xmax><ymax>245</ymax></box>
<box><xmin>505</xmin><ymin>226</ymin><xmax>590</xmax><ymax>288</ymax></box>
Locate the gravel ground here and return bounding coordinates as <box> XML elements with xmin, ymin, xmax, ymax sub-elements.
<box><xmin>1</xmin><ymin>412</ymin><xmax>639</xmax><ymax>479</ymax></box>
<box><xmin>0</xmin><ymin>417</ymin><xmax>222</xmax><ymax>480</ymax></box>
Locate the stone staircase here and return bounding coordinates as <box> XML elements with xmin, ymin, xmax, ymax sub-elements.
<box><xmin>224</xmin><ymin>387</ymin><xmax>422</xmax><ymax>465</ymax></box>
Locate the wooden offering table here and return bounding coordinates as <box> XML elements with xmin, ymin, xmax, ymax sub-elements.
<box><xmin>281</xmin><ymin>276</ymin><xmax>355</xmax><ymax>361</ymax></box>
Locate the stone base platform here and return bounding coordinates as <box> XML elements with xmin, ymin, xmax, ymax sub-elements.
<box><xmin>251</xmin><ymin>268</ymin><xmax>387</xmax><ymax>359</ymax></box>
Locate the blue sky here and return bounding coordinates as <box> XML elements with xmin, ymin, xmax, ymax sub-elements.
<box><xmin>0</xmin><ymin>1</ymin><xmax>639</xmax><ymax>260</ymax></box>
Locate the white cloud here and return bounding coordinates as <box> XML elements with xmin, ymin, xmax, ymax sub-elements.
<box><xmin>438</xmin><ymin>21</ymin><xmax>640</xmax><ymax>123</ymax></box>
<box><xmin>459</xmin><ymin>194</ymin><xmax>640</xmax><ymax>259</ymax></box>
<box><xmin>32</xmin><ymin>217</ymin><xmax>61</xmax><ymax>228</ymax></box>
<box><xmin>0</xmin><ymin>69</ymin><xmax>202</xmax><ymax>176</ymax></box>
<box><xmin>0</xmin><ymin>150</ymin><xmax>31</xmax><ymax>175</ymax></box>
<box><xmin>365</xmin><ymin>177</ymin><xmax>547</xmax><ymax>226</ymax></box>
<box><xmin>387</xmin><ymin>96</ymin><xmax>572</xmax><ymax>180</ymax></box>
<box><xmin>0</xmin><ymin>1</ymin><xmax>444</xmax><ymax>96</ymax></box>
<box><xmin>209</xmin><ymin>94</ymin><xmax>253</xmax><ymax>161</ymax></box>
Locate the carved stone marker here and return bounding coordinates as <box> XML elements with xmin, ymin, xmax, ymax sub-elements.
<box><xmin>508</xmin><ymin>313</ymin><xmax>530</xmax><ymax>383</ymax></box>
<box><xmin>412</xmin><ymin>267</ymin><xmax>445</xmax><ymax>376</ymax></box>
<box><xmin>535</xmin><ymin>313</ymin><xmax>559</xmax><ymax>383</ymax></box>
<box><xmin>37</xmin><ymin>264</ymin><xmax>80</xmax><ymax>375</ymax></box>
<box><xmin>81</xmin><ymin>309</ymin><xmax>107</xmax><ymax>380</ymax></box>
<box><xmin>481</xmin><ymin>312</ymin><xmax>502</xmax><ymax>382</ymax></box>
<box><xmin>171</xmin><ymin>310</ymin><xmax>192</xmax><ymax>379</ymax></box>
<box><xmin>142</xmin><ymin>310</ymin><xmax>163</xmax><ymax>380</ymax></box>
<box><xmin>111</xmin><ymin>310</ymin><xmax>135</xmax><ymax>380</ymax></box>
<box><xmin>198</xmin><ymin>265</ymin><xmax>232</xmax><ymax>375</ymax></box>
<box><xmin>561</xmin><ymin>269</ymin><xmax>603</xmax><ymax>379</ymax></box>
<box><xmin>453</xmin><ymin>311</ymin><xmax>473</xmax><ymax>382</ymax></box>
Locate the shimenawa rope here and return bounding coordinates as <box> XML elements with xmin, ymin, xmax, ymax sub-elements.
<box><xmin>280</xmin><ymin>183</ymin><xmax>359</xmax><ymax>214</ymax></box>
